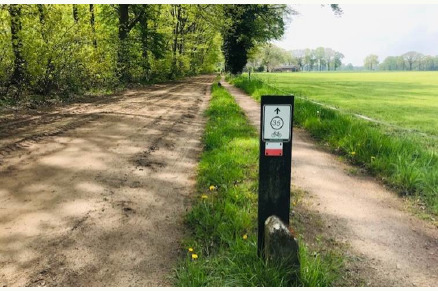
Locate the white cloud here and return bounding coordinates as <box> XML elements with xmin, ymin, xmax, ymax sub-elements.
<box><xmin>275</xmin><ymin>4</ymin><xmax>438</xmax><ymax>66</ymax></box>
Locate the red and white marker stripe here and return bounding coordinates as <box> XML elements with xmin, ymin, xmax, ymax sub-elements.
<box><xmin>265</xmin><ymin>142</ymin><xmax>283</xmax><ymax>156</ymax></box>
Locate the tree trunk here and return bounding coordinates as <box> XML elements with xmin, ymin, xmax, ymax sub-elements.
<box><xmin>170</xmin><ymin>5</ymin><xmax>180</xmax><ymax>78</ymax></box>
<box><xmin>118</xmin><ymin>4</ymin><xmax>129</xmax><ymax>42</ymax></box>
<box><xmin>118</xmin><ymin>4</ymin><xmax>130</xmax><ymax>82</ymax></box>
<box><xmin>89</xmin><ymin>4</ymin><xmax>97</xmax><ymax>48</ymax></box>
<box><xmin>117</xmin><ymin>4</ymin><xmax>144</xmax><ymax>82</ymax></box>
<box><xmin>139</xmin><ymin>5</ymin><xmax>150</xmax><ymax>81</ymax></box>
<box><xmin>37</xmin><ymin>4</ymin><xmax>45</xmax><ymax>26</ymax></box>
<box><xmin>37</xmin><ymin>4</ymin><xmax>54</xmax><ymax>94</ymax></box>
<box><xmin>73</xmin><ymin>4</ymin><xmax>79</xmax><ymax>23</ymax></box>
<box><xmin>37</xmin><ymin>4</ymin><xmax>47</xmax><ymax>42</ymax></box>
<box><xmin>8</xmin><ymin>4</ymin><xmax>26</xmax><ymax>87</ymax></box>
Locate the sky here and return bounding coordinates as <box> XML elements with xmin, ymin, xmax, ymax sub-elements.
<box><xmin>274</xmin><ymin>4</ymin><xmax>438</xmax><ymax>66</ymax></box>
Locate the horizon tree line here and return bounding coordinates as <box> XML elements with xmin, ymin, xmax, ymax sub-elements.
<box><xmin>364</xmin><ymin>51</ymin><xmax>438</xmax><ymax>71</ymax></box>
<box><xmin>246</xmin><ymin>44</ymin><xmax>345</xmax><ymax>72</ymax></box>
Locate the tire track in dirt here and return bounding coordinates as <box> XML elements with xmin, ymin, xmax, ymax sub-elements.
<box><xmin>222</xmin><ymin>79</ymin><xmax>438</xmax><ymax>287</ymax></box>
<box><xmin>0</xmin><ymin>82</ymin><xmax>190</xmax><ymax>165</ymax></box>
<box><xmin>0</xmin><ymin>75</ymin><xmax>214</xmax><ymax>286</ymax></box>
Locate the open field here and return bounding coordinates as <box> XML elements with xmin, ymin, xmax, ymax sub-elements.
<box><xmin>254</xmin><ymin>72</ymin><xmax>438</xmax><ymax>137</ymax></box>
<box><xmin>230</xmin><ymin>74</ymin><xmax>438</xmax><ymax>216</ymax></box>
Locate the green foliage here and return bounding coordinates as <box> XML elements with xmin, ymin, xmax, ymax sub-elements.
<box><xmin>364</xmin><ymin>54</ymin><xmax>379</xmax><ymax>70</ymax></box>
<box><xmin>222</xmin><ymin>5</ymin><xmax>289</xmax><ymax>74</ymax></box>
<box><xmin>0</xmin><ymin>8</ymin><xmax>13</xmax><ymax>86</ymax></box>
<box><xmin>230</xmin><ymin>74</ymin><xmax>438</xmax><ymax>215</ymax></box>
<box><xmin>379</xmin><ymin>51</ymin><xmax>438</xmax><ymax>71</ymax></box>
<box><xmin>0</xmin><ymin>4</ymin><xmax>223</xmax><ymax>103</ymax></box>
<box><xmin>174</xmin><ymin>84</ymin><xmax>341</xmax><ymax>286</ymax></box>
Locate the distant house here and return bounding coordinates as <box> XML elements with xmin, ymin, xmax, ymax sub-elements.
<box><xmin>272</xmin><ymin>65</ymin><xmax>300</xmax><ymax>72</ymax></box>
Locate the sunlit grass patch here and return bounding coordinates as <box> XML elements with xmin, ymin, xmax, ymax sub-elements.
<box><xmin>174</xmin><ymin>83</ymin><xmax>342</xmax><ymax>286</ymax></box>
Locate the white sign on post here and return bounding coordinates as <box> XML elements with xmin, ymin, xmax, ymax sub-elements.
<box><xmin>262</xmin><ymin>105</ymin><xmax>292</xmax><ymax>142</ymax></box>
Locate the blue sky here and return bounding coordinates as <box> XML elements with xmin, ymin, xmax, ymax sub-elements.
<box><xmin>274</xmin><ymin>4</ymin><xmax>438</xmax><ymax>66</ymax></box>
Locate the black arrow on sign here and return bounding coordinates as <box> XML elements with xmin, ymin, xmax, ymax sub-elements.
<box><xmin>274</xmin><ymin>108</ymin><xmax>280</xmax><ymax>114</ymax></box>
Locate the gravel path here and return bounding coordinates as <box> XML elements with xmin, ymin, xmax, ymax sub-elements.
<box><xmin>0</xmin><ymin>75</ymin><xmax>214</xmax><ymax>286</ymax></box>
<box><xmin>222</xmin><ymin>79</ymin><xmax>438</xmax><ymax>287</ymax></box>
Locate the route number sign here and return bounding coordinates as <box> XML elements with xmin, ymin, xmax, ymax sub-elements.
<box><xmin>258</xmin><ymin>96</ymin><xmax>294</xmax><ymax>258</ymax></box>
<box><xmin>262</xmin><ymin>105</ymin><xmax>292</xmax><ymax>142</ymax></box>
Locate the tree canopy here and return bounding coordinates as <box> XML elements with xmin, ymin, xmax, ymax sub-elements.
<box><xmin>0</xmin><ymin>4</ymin><xmax>346</xmax><ymax>104</ymax></box>
<box><xmin>364</xmin><ymin>54</ymin><xmax>379</xmax><ymax>70</ymax></box>
<box><xmin>222</xmin><ymin>4</ymin><xmax>290</xmax><ymax>74</ymax></box>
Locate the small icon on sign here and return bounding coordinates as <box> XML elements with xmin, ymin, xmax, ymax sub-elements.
<box><xmin>270</xmin><ymin>117</ymin><xmax>284</xmax><ymax>130</ymax></box>
<box><xmin>271</xmin><ymin>131</ymin><xmax>282</xmax><ymax>138</ymax></box>
<box><xmin>274</xmin><ymin>108</ymin><xmax>281</xmax><ymax>114</ymax></box>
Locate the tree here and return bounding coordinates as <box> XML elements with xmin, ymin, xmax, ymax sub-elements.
<box><xmin>0</xmin><ymin>4</ymin><xmax>225</xmax><ymax>100</ymax></box>
<box><xmin>402</xmin><ymin>51</ymin><xmax>422</xmax><ymax>71</ymax></box>
<box><xmin>333</xmin><ymin>51</ymin><xmax>344</xmax><ymax>71</ymax></box>
<box><xmin>422</xmin><ymin>55</ymin><xmax>436</xmax><ymax>71</ymax></box>
<box><xmin>315</xmin><ymin>47</ymin><xmax>325</xmax><ymax>71</ymax></box>
<box><xmin>324</xmin><ymin>47</ymin><xmax>334</xmax><ymax>71</ymax></box>
<box><xmin>72</xmin><ymin>4</ymin><xmax>79</xmax><ymax>23</ymax></box>
<box><xmin>380</xmin><ymin>56</ymin><xmax>398</xmax><ymax>71</ymax></box>
<box><xmin>304</xmin><ymin>48</ymin><xmax>316</xmax><ymax>71</ymax></box>
<box><xmin>291</xmin><ymin>49</ymin><xmax>305</xmax><ymax>71</ymax></box>
<box><xmin>89</xmin><ymin>4</ymin><xmax>97</xmax><ymax>48</ymax></box>
<box><xmin>364</xmin><ymin>54</ymin><xmax>379</xmax><ymax>70</ymax></box>
<box><xmin>396</xmin><ymin>56</ymin><xmax>406</xmax><ymax>70</ymax></box>
<box><xmin>260</xmin><ymin>43</ymin><xmax>287</xmax><ymax>72</ymax></box>
<box><xmin>8</xmin><ymin>4</ymin><xmax>26</xmax><ymax>87</ymax></box>
<box><xmin>222</xmin><ymin>4</ymin><xmax>290</xmax><ymax>74</ymax></box>
<box><xmin>117</xmin><ymin>4</ymin><xmax>144</xmax><ymax>82</ymax></box>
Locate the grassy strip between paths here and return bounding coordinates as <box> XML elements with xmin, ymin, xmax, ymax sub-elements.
<box><xmin>173</xmin><ymin>83</ymin><xmax>341</xmax><ymax>286</ymax></box>
<box><xmin>229</xmin><ymin>75</ymin><xmax>438</xmax><ymax>216</ymax></box>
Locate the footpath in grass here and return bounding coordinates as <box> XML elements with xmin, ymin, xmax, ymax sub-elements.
<box><xmin>173</xmin><ymin>83</ymin><xmax>341</xmax><ymax>287</ymax></box>
<box><xmin>229</xmin><ymin>75</ymin><xmax>438</xmax><ymax>217</ymax></box>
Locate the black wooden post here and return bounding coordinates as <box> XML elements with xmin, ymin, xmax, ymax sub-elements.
<box><xmin>258</xmin><ymin>95</ymin><xmax>294</xmax><ymax>257</ymax></box>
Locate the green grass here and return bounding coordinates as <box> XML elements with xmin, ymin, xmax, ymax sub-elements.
<box><xmin>173</xmin><ymin>83</ymin><xmax>342</xmax><ymax>287</ymax></box>
<box><xmin>253</xmin><ymin>72</ymin><xmax>438</xmax><ymax>137</ymax></box>
<box><xmin>229</xmin><ymin>74</ymin><xmax>438</xmax><ymax>216</ymax></box>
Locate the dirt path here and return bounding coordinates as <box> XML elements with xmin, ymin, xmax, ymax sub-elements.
<box><xmin>0</xmin><ymin>75</ymin><xmax>214</xmax><ymax>287</ymax></box>
<box><xmin>222</xmin><ymin>80</ymin><xmax>438</xmax><ymax>287</ymax></box>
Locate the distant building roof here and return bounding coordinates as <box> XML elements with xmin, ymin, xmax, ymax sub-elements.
<box><xmin>273</xmin><ymin>65</ymin><xmax>300</xmax><ymax>72</ymax></box>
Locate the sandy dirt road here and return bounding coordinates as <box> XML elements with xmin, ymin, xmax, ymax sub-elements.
<box><xmin>222</xmin><ymin>80</ymin><xmax>438</xmax><ymax>287</ymax></box>
<box><xmin>0</xmin><ymin>75</ymin><xmax>214</xmax><ymax>286</ymax></box>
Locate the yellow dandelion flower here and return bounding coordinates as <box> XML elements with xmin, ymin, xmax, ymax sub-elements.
<box><xmin>209</xmin><ymin>185</ymin><xmax>216</xmax><ymax>191</ymax></box>
<box><xmin>188</xmin><ymin>247</ymin><xmax>194</xmax><ymax>252</ymax></box>
<box><xmin>351</xmin><ymin>151</ymin><xmax>356</xmax><ymax>156</ymax></box>
<box><xmin>201</xmin><ymin>194</ymin><xmax>208</xmax><ymax>199</ymax></box>
<box><xmin>242</xmin><ymin>234</ymin><xmax>248</xmax><ymax>240</ymax></box>
<box><xmin>191</xmin><ymin>253</ymin><xmax>198</xmax><ymax>260</ymax></box>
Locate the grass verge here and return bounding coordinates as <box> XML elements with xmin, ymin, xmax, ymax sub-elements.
<box><xmin>228</xmin><ymin>75</ymin><xmax>438</xmax><ymax>217</ymax></box>
<box><xmin>173</xmin><ymin>83</ymin><xmax>342</xmax><ymax>286</ymax></box>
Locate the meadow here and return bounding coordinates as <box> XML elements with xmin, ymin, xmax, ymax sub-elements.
<box><xmin>254</xmin><ymin>72</ymin><xmax>438</xmax><ymax>137</ymax></box>
<box><xmin>230</xmin><ymin>72</ymin><xmax>438</xmax><ymax>216</ymax></box>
